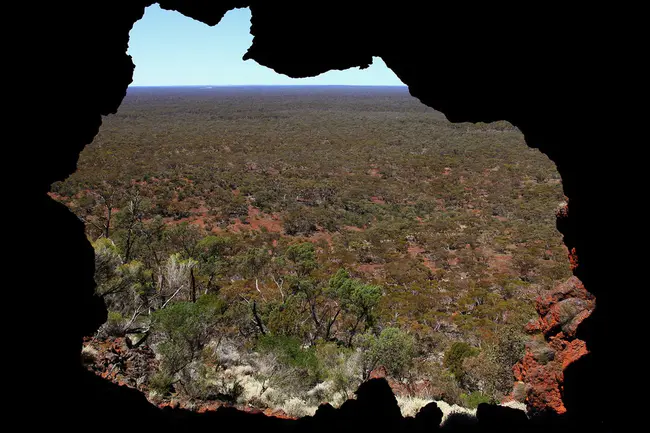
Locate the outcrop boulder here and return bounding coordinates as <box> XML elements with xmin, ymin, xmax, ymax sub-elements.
<box><xmin>513</xmin><ymin>276</ymin><xmax>594</xmax><ymax>414</ymax></box>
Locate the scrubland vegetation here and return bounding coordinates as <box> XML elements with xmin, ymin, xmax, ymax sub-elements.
<box><xmin>53</xmin><ymin>86</ymin><xmax>570</xmax><ymax>414</ymax></box>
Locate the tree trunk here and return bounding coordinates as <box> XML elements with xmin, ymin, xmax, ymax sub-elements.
<box><xmin>105</xmin><ymin>206</ymin><xmax>112</xmax><ymax>238</ymax></box>
<box><xmin>347</xmin><ymin>313</ymin><xmax>365</xmax><ymax>347</ymax></box>
<box><xmin>190</xmin><ymin>268</ymin><xmax>196</xmax><ymax>303</ymax></box>
<box><xmin>252</xmin><ymin>301</ymin><xmax>266</xmax><ymax>335</ymax></box>
<box><xmin>325</xmin><ymin>308</ymin><xmax>341</xmax><ymax>340</ymax></box>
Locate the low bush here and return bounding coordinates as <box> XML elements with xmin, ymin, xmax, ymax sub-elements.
<box><xmin>461</xmin><ymin>391</ymin><xmax>494</xmax><ymax>409</ymax></box>
<box><xmin>443</xmin><ymin>342</ymin><xmax>479</xmax><ymax>383</ymax></box>
<box><xmin>359</xmin><ymin>327</ymin><xmax>415</xmax><ymax>378</ymax></box>
<box><xmin>148</xmin><ymin>371</ymin><xmax>175</xmax><ymax>396</ymax></box>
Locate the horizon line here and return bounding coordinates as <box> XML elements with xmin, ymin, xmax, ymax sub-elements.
<box><xmin>128</xmin><ymin>84</ymin><xmax>408</xmax><ymax>88</ymax></box>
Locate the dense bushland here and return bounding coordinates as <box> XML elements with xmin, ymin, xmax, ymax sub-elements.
<box><xmin>54</xmin><ymin>86</ymin><xmax>569</xmax><ymax>414</ymax></box>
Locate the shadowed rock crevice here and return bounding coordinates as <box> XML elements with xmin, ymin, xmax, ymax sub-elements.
<box><xmin>21</xmin><ymin>2</ymin><xmax>625</xmax><ymax>431</ymax></box>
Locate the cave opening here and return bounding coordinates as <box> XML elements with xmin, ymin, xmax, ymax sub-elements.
<box><xmin>46</xmin><ymin>3</ymin><xmax>593</xmax><ymax>428</ymax></box>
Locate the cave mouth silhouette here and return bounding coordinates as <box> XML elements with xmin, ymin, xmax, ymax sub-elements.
<box><xmin>25</xmin><ymin>2</ymin><xmax>623</xmax><ymax>432</ymax></box>
<box><xmin>60</xmin><ymin>4</ymin><xmax>580</xmax><ymax>425</ymax></box>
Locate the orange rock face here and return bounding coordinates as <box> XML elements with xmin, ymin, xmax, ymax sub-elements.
<box><xmin>512</xmin><ymin>276</ymin><xmax>594</xmax><ymax>414</ymax></box>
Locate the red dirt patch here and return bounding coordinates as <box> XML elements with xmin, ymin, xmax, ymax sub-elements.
<box><xmin>247</xmin><ymin>206</ymin><xmax>283</xmax><ymax>232</ymax></box>
<box><xmin>227</xmin><ymin>218</ymin><xmax>247</xmax><ymax>233</ymax></box>
<box><xmin>370</xmin><ymin>196</ymin><xmax>386</xmax><ymax>204</ymax></box>
<box><xmin>190</xmin><ymin>205</ymin><xmax>210</xmax><ymax>215</ymax></box>
<box><xmin>407</xmin><ymin>244</ymin><xmax>439</xmax><ymax>272</ymax></box>
<box><xmin>422</xmin><ymin>257</ymin><xmax>438</xmax><ymax>272</ymax></box>
<box><xmin>489</xmin><ymin>253</ymin><xmax>513</xmax><ymax>273</ymax></box>
<box><xmin>368</xmin><ymin>167</ymin><xmax>383</xmax><ymax>178</ymax></box>
<box><xmin>407</xmin><ymin>244</ymin><xmax>425</xmax><ymax>257</ymax></box>
<box><xmin>308</xmin><ymin>230</ymin><xmax>334</xmax><ymax>247</ymax></box>
<box><xmin>343</xmin><ymin>225</ymin><xmax>366</xmax><ymax>232</ymax></box>
<box><xmin>161</xmin><ymin>215</ymin><xmax>212</xmax><ymax>230</ymax></box>
<box><xmin>228</xmin><ymin>206</ymin><xmax>283</xmax><ymax>233</ymax></box>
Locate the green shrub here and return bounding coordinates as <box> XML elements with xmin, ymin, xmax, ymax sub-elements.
<box><xmin>152</xmin><ymin>294</ymin><xmax>226</xmax><ymax>376</ymax></box>
<box><xmin>361</xmin><ymin>327</ymin><xmax>415</xmax><ymax>378</ymax></box>
<box><xmin>283</xmin><ymin>208</ymin><xmax>317</xmax><ymax>236</ymax></box>
<box><xmin>256</xmin><ymin>335</ymin><xmax>319</xmax><ymax>373</ymax></box>
<box><xmin>285</xmin><ymin>242</ymin><xmax>317</xmax><ymax>276</ymax></box>
<box><xmin>149</xmin><ymin>371</ymin><xmax>175</xmax><ymax>396</ymax></box>
<box><xmin>444</xmin><ymin>342</ymin><xmax>479</xmax><ymax>382</ymax></box>
<box><xmin>461</xmin><ymin>326</ymin><xmax>527</xmax><ymax>400</ymax></box>
<box><xmin>264</xmin><ymin>297</ymin><xmax>312</xmax><ymax>341</ymax></box>
<box><xmin>314</xmin><ymin>342</ymin><xmax>361</xmax><ymax>395</ymax></box>
<box><xmin>461</xmin><ymin>391</ymin><xmax>494</xmax><ymax>409</ymax></box>
<box><xmin>102</xmin><ymin>311</ymin><xmax>126</xmax><ymax>336</ymax></box>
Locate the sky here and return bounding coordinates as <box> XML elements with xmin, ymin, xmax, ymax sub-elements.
<box><xmin>128</xmin><ymin>5</ymin><xmax>404</xmax><ymax>87</ymax></box>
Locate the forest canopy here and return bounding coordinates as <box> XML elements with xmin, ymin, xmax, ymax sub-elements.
<box><xmin>55</xmin><ymin>86</ymin><xmax>570</xmax><ymax>416</ymax></box>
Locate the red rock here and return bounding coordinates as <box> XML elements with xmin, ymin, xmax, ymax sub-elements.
<box><xmin>263</xmin><ymin>408</ymin><xmax>294</xmax><ymax>419</ymax></box>
<box><xmin>511</xmin><ymin>275</ymin><xmax>594</xmax><ymax>415</ymax></box>
<box><xmin>535</xmin><ymin>276</ymin><xmax>592</xmax><ymax>317</ymax></box>
<box><xmin>369</xmin><ymin>366</ymin><xmax>388</xmax><ymax>379</ymax></box>
<box><xmin>559</xmin><ymin>340</ymin><xmax>588</xmax><ymax>370</ymax></box>
<box><xmin>243</xmin><ymin>406</ymin><xmax>263</xmax><ymax>415</ymax></box>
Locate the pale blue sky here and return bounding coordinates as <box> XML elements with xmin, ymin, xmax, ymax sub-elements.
<box><xmin>128</xmin><ymin>5</ymin><xmax>404</xmax><ymax>86</ymax></box>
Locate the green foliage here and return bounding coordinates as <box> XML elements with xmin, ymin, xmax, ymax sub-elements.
<box><xmin>264</xmin><ymin>296</ymin><xmax>312</xmax><ymax>339</ymax></box>
<box><xmin>103</xmin><ymin>311</ymin><xmax>127</xmax><ymax>336</ymax></box>
<box><xmin>255</xmin><ymin>334</ymin><xmax>324</xmax><ymax>391</ymax></box>
<box><xmin>462</xmin><ymin>326</ymin><xmax>527</xmax><ymax>400</ymax></box>
<box><xmin>234</xmin><ymin>247</ymin><xmax>271</xmax><ymax>279</ymax></box>
<box><xmin>444</xmin><ymin>342</ymin><xmax>479</xmax><ymax>382</ymax></box>
<box><xmin>313</xmin><ymin>342</ymin><xmax>360</xmax><ymax>394</ymax></box>
<box><xmin>164</xmin><ymin>222</ymin><xmax>203</xmax><ymax>257</ymax></box>
<box><xmin>152</xmin><ymin>294</ymin><xmax>226</xmax><ymax>375</ymax></box>
<box><xmin>285</xmin><ymin>242</ymin><xmax>317</xmax><ymax>276</ymax></box>
<box><xmin>284</xmin><ymin>208</ymin><xmax>317</xmax><ymax>236</ymax></box>
<box><xmin>93</xmin><ymin>238</ymin><xmax>154</xmax><ymax>318</ymax></box>
<box><xmin>328</xmin><ymin>269</ymin><xmax>382</xmax><ymax>332</ymax></box>
<box><xmin>361</xmin><ymin>327</ymin><xmax>416</xmax><ymax>378</ymax></box>
<box><xmin>461</xmin><ymin>391</ymin><xmax>494</xmax><ymax>409</ymax></box>
<box><xmin>149</xmin><ymin>371</ymin><xmax>175</xmax><ymax>396</ymax></box>
<box><xmin>256</xmin><ymin>335</ymin><xmax>319</xmax><ymax>374</ymax></box>
<box><xmin>56</xmin><ymin>88</ymin><xmax>573</xmax><ymax>408</ymax></box>
<box><xmin>196</xmin><ymin>235</ymin><xmax>234</xmax><ymax>259</ymax></box>
<box><xmin>411</xmin><ymin>360</ymin><xmax>464</xmax><ymax>405</ymax></box>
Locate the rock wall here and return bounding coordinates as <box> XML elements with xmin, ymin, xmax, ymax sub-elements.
<box><xmin>513</xmin><ymin>276</ymin><xmax>594</xmax><ymax>414</ymax></box>
<box><xmin>15</xmin><ymin>1</ymin><xmax>635</xmax><ymax>431</ymax></box>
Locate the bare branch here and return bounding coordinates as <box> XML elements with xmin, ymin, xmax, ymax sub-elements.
<box><xmin>255</xmin><ymin>278</ymin><xmax>267</xmax><ymax>302</ymax></box>
<box><xmin>161</xmin><ymin>285</ymin><xmax>184</xmax><ymax>309</ymax></box>
<box><xmin>271</xmin><ymin>275</ymin><xmax>285</xmax><ymax>302</ymax></box>
<box><xmin>123</xmin><ymin>303</ymin><xmax>144</xmax><ymax>332</ymax></box>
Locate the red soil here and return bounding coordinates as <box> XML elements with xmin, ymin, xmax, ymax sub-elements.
<box><xmin>407</xmin><ymin>244</ymin><xmax>425</xmax><ymax>257</ymax></box>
